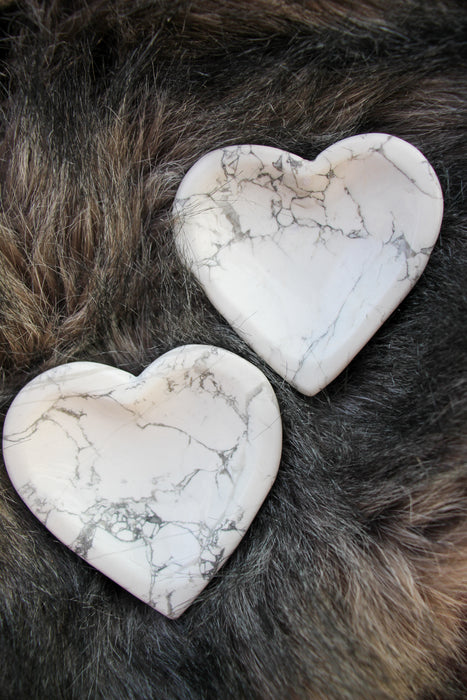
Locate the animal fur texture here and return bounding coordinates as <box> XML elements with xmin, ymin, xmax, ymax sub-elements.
<box><xmin>0</xmin><ymin>1</ymin><xmax>466</xmax><ymax>698</ymax></box>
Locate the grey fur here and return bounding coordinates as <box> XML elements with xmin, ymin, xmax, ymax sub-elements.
<box><xmin>0</xmin><ymin>1</ymin><xmax>466</xmax><ymax>698</ymax></box>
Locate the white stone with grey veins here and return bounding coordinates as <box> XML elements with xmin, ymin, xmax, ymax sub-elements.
<box><xmin>2</xmin><ymin>345</ymin><xmax>282</xmax><ymax>619</ymax></box>
<box><xmin>173</xmin><ymin>134</ymin><xmax>444</xmax><ymax>395</ymax></box>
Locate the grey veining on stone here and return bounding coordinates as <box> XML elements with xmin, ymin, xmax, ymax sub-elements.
<box><xmin>2</xmin><ymin>345</ymin><xmax>282</xmax><ymax>618</ymax></box>
<box><xmin>173</xmin><ymin>134</ymin><xmax>443</xmax><ymax>395</ymax></box>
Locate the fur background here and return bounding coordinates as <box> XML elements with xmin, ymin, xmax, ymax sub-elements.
<box><xmin>0</xmin><ymin>1</ymin><xmax>466</xmax><ymax>698</ymax></box>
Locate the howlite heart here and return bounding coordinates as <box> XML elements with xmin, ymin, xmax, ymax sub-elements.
<box><xmin>2</xmin><ymin>345</ymin><xmax>282</xmax><ymax>618</ymax></box>
<box><xmin>173</xmin><ymin>134</ymin><xmax>443</xmax><ymax>395</ymax></box>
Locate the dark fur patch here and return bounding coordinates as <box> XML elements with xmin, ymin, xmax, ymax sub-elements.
<box><xmin>0</xmin><ymin>1</ymin><xmax>466</xmax><ymax>697</ymax></box>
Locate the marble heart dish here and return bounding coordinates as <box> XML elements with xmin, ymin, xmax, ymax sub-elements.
<box><xmin>173</xmin><ymin>134</ymin><xmax>443</xmax><ymax>395</ymax></box>
<box><xmin>2</xmin><ymin>345</ymin><xmax>282</xmax><ymax>618</ymax></box>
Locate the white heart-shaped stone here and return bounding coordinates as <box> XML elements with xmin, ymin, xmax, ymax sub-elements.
<box><xmin>2</xmin><ymin>345</ymin><xmax>282</xmax><ymax>618</ymax></box>
<box><xmin>173</xmin><ymin>134</ymin><xmax>443</xmax><ymax>395</ymax></box>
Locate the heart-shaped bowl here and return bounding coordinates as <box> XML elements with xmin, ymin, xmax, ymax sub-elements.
<box><xmin>2</xmin><ymin>345</ymin><xmax>282</xmax><ymax>618</ymax></box>
<box><xmin>173</xmin><ymin>134</ymin><xmax>443</xmax><ymax>395</ymax></box>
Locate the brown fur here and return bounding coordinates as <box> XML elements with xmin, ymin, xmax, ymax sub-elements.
<box><xmin>0</xmin><ymin>1</ymin><xmax>466</xmax><ymax>698</ymax></box>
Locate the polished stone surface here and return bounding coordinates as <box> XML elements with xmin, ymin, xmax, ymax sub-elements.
<box><xmin>3</xmin><ymin>345</ymin><xmax>282</xmax><ymax>618</ymax></box>
<box><xmin>173</xmin><ymin>134</ymin><xmax>443</xmax><ymax>395</ymax></box>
